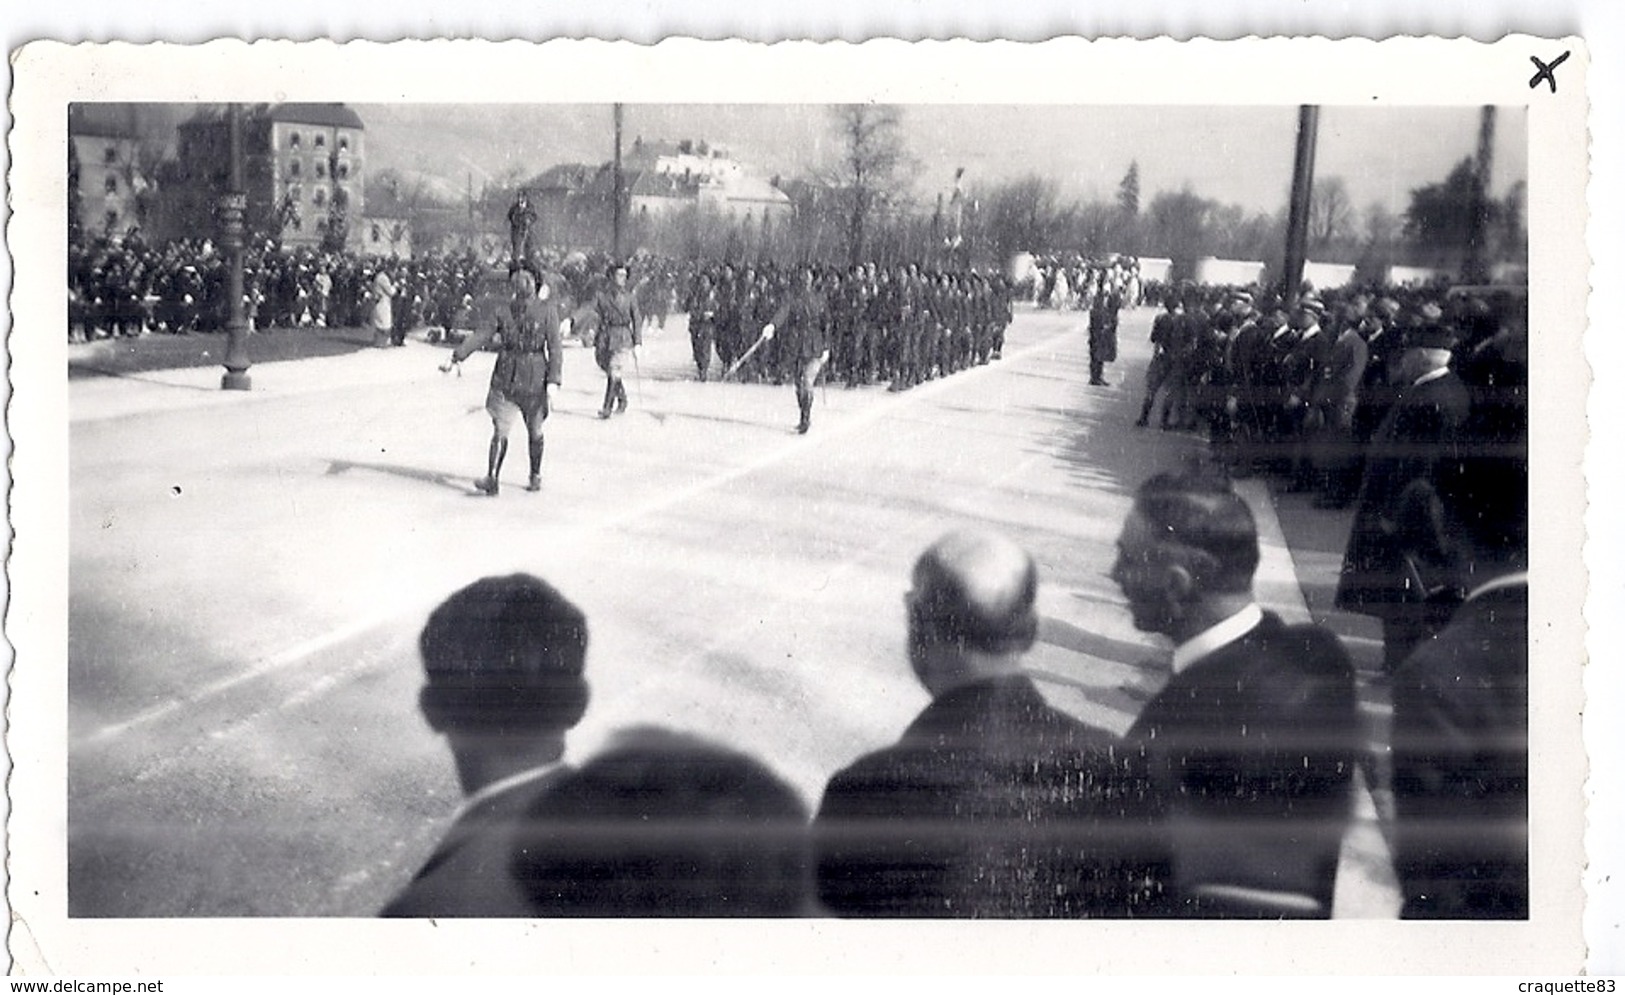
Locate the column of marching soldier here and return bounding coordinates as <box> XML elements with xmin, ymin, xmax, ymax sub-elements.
<box><xmin>678</xmin><ymin>260</ymin><xmax>1018</xmax><ymax>392</ymax></box>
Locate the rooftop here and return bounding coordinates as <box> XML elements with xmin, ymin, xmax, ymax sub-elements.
<box><xmin>262</xmin><ymin>103</ymin><xmax>366</xmax><ymax>131</ymax></box>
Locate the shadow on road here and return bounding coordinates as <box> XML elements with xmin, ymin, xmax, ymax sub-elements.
<box><xmin>324</xmin><ymin>458</ymin><xmax>470</xmax><ymax>493</ymax></box>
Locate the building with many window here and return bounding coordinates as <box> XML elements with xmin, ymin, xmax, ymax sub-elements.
<box><xmin>67</xmin><ymin>104</ymin><xmax>153</xmax><ymax>241</ymax></box>
<box><xmin>162</xmin><ymin>103</ymin><xmax>403</xmax><ymax>255</ymax></box>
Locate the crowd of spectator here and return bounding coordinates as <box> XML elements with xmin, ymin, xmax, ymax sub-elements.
<box><xmin>1027</xmin><ymin>254</ymin><xmax>1145</xmax><ymax>311</ymax></box>
<box><xmin>67</xmin><ymin>233</ymin><xmax>489</xmax><ymax>343</ymax></box>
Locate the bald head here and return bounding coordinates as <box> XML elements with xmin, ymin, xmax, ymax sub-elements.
<box><xmin>910</xmin><ymin>530</ymin><xmax>1040</xmax><ymax>658</ymax></box>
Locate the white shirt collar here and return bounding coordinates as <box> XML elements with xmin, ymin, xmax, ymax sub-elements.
<box><xmin>1172</xmin><ymin>603</ymin><xmax>1265</xmax><ymax>674</ymax></box>
<box><xmin>1464</xmin><ymin>571</ymin><xmax>1528</xmax><ymax>604</ymax></box>
<box><xmin>453</xmin><ymin>761</ymin><xmax>563</xmax><ymax>821</ymax></box>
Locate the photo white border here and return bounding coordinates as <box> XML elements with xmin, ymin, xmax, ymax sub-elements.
<box><xmin>5</xmin><ymin>35</ymin><xmax>1600</xmax><ymax>975</ymax></box>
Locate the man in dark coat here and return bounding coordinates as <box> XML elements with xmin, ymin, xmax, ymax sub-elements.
<box><xmin>762</xmin><ymin>267</ymin><xmax>832</xmax><ymax>435</ymax></box>
<box><xmin>1387</xmin><ymin>417</ymin><xmax>1528</xmax><ymax>919</ymax></box>
<box><xmin>442</xmin><ymin>269</ymin><xmax>566</xmax><ymax>496</ymax></box>
<box><xmin>1113</xmin><ymin>471</ymin><xmax>1359</xmax><ymax>917</ymax></box>
<box><xmin>1088</xmin><ymin>286</ymin><xmax>1121</xmax><ymax>385</ymax></box>
<box><xmin>1135</xmin><ymin>296</ymin><xmax>1186</xmax><ymax>428</ymax></box>
<box><xmin>1336</xmin><ymin>317</ymin><xmax>1472</xmax><ymax>670</ymax></box>
<box><xmin>381</xmin><ymin>573</ymin><xmax>590</xmax><ymax>917</ymax></box>
<box><xmin>814</xmin><ymin>530</ymin><xmax>1158</xmax><ymax>918</ymax></box>
<box><xmin>1308</xmin><ymin>306</ymin><xmax>1372</xmax><ymax>507</ymax></box>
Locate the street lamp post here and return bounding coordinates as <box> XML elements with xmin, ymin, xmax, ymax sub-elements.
<box><xmin>220</xmin><ymin>103</ymin><xmax>252</xmax><ymax>390</ymax></box>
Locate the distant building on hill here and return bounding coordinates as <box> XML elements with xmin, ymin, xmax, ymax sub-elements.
<box><xmin>626</xmin><ymin>136</ymin><xmax>792</xmax><ymax>223</ymax></box>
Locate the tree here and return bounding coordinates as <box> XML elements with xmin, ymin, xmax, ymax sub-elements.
<box><xmin>1362</xmin><ymin>200</ymin><xmax>1402</xmax><ymax>247</ymax></box>
<box><xmin>68</xmin><ymin>138</ymin><xmax>83</xmax><ymax>250</ymax></box>
<box><xmin>1308</xmin><ymin>175</ymin><xmax>1355</xmax><ymax>252</ymax></box>
<box><xmin>982</xmin><ymin>174</ymin><xmax>1060</xmax><ymax>263</ymax></box>
<box><xmin>827</xmin><ymin>104</ymin><xmax>914</xmax><ymax>264</ymax></box>
<box><xmin>1497</xmin><ymin>180</ymin><xmax>1527</xmax><ymax>266</ymax></box>
<box><xmin>1144</xmin><ymin>187</ymin><xmax>1212</xmax><ymax>262</ymax></box>
<box><xmin>1403</xmin><ymin>156</ymin><xmax>1500</xmax><ymax>268</ymax></box>
<box><xmin>1117</xmin><ymin>160</ymin><xmax>1140</xmax><ymax>216</ymax></box>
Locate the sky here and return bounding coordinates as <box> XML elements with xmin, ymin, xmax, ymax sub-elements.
<box><xmin>355</xmin><ymin>103</ymin><xmax>1529</xmax><ymax>219</ymax></box>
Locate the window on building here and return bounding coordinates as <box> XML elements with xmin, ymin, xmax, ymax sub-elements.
<box><xmin>371</xmin><ymin>225</ymin><xmax>381</xmax><ymax>242</ymax></box>
<box><xmin>316</xmin><ymin>161</ymin><xmax>327</xmax><ymax>179</ymax></box>
<box><xmin>103</xmin><ymin>145</ymin><xmax>118</xmax><ymax>164</ymax></box>
<box><xmin>336</xmin><ymin>163</ymin><xmax>349</xmax><ymax>180</ymax></box>
<box><xmin>290</xmin><ymin>132</ymin><xmax>302</xmax><ymax>150</ymax></box>
<box><xmin>104</xmin><ymin>210</ymin><xmax>119</xmax><ymax>231</ymax></box>
<box><xmin>313</xmin><ymin>189</ymin><xmax>326</xmax><ymax>207</ymax></box>
<box><xmin>338</xmin><ymin>136</ymin><xmax>349</xmax><ymax>152</ymax></box>
<box><xmin>104</xmin><ymin>175</ymin><xmax>118</xmax><ymax>195</ymax></box>
<box><xmin>314</xmin><ymin>133</ymin><xmax>326</xmax><ymax>149</ymax></box>
<box><xmin>290</xmin><ymin>160</ymin><xmax>301</xmax><ymax>178</ymax></box>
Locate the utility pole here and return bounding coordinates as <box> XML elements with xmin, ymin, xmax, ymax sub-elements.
<box><xmin>220</xmin><ymin>103</ymin><xmax>251</xmax><ymax>391</ymax></box>
<box><xmin>1464</xmin><ymin>105</ymin><xmax>1497</xmax><ymax>284</ymax></box>
<box><xmin>612</xmin><ymin>103</ymin><xmax>625</xmax><ymax>260</ymax></box>
<box><xmin>1280</xmin><ymin>105</ymin><xmax>1319</xmax><ymax>307</ymax></box>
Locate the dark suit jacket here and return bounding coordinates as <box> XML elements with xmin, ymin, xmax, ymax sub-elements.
<box><xmin>1336</xmin><ymin>370</ymin><xmax>1472</xmax><ymax>618</ymax></box>
<box><xmin>1391</xmin><ymin>581</ymin><xmax>1528</xmax><ymax>919</ymax></box>
<box><xmin>380</xmin><ymin>766</ymin><xmax>571</xmax><ymax>918</ymax></box>
<box><xmin>1125</xmin><ymin>612</ymin><xmax>1359</xmax><ymax>917</ymax></box>
<box><xmin>814</xmin><ymin>674</ymin><xmax>1158</xmax><ymax>918</ymax></box>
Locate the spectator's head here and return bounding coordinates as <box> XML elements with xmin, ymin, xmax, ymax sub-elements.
<box><xmin>1399</xmin><ymin>310</ymin><xmax>1455</xmax><ymax>381</ymax></box>
<box><xmin>511</xmin><ymin>726</ymin><xmax>811</xmax><ymax>917</ymax></box>
<box><xmin>906</xmin><ymin>530</ymin><xmax>1040</xmax><ymax>696</ymax></box>
<box><xmin>1292</xmin><ymin>295</ymin><xmax>1325</xmax><ymax>330</ymax></box>
<box><xmin>1112</xmin><ymin>471</ymin><xmax>1260</xmax><ymax>641</ymax></box>
<box><xmin>417</xmin><ymin>574</ymin><xmax>590</xmax><ymax>793</ymax></box>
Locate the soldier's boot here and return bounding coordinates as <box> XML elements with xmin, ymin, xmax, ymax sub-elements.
<box><xmin>1135</xmin><ymin>396</ymin><xmax>1154</xmax><ymax>428</ymax></box>
<box><xmin>475</xmin><ymin>437</ymin><xmax>507</xmax><ymax>496</ymax></box>
<box><xmin>796</xmin><ymin>396</ymin><xmax>812</xmax><ymax>435</ymax></box>
<box><xmin>614</xmin><ymin>380</ymin><xmax>629</xmax><ymax>414</ymax></box>
<box><xmin>526</xmin><ymin>436</ymin><xmax>544</xmax><ymax>492</ymax></box>
<box><xmin>598</xmin><ymin>380</ymin><xmax>615</xmax><ymax>419</ymax></box>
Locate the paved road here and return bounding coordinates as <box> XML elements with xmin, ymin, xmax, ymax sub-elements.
<box><xmin>67</xmin><ymin>304</ymin><xmax>1399</xmax><ymax>918</ymax></box>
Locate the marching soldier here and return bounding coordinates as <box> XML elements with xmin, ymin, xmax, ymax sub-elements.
<box><xmin>686</xmin><ymin>271</ymin><xmax>721</xmax><ymax>381</ymax></box>
<box><xmin>441</xmin><ymin>269</ymin><xmax>567</xmax><ymax>496</ymax></box>
<box><xmin>761</xmin><ymin>267</ymin><xmax>832</xmax><ymax>435</ymax></box>
<box><xmin>593</xmin><ymin>263</ymin><xmax>642</xmax><ymax>419</ymax></box>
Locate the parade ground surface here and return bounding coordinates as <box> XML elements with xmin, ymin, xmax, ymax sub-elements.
<box><xmin>66</xmin><ymin>304</ymin><xmax>1400</xmax><ymax>918</ymax></box>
